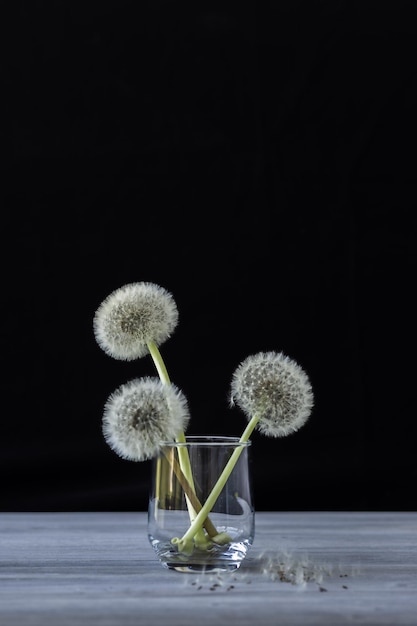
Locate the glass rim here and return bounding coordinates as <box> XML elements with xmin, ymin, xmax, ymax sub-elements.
<box><xmin>161</xmin><ymin>435</ymin><xmax>251</xmax><ymax>447</ymax></box>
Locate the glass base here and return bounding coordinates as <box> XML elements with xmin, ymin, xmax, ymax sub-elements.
<box><xmin>150</xmin><ymin>538</ymin><xmax>252</xmax><ymax>573</ymax></box>
<box><xmin>164</xmin><ymin>562</ymin><xmax>241</xmax><ymax>573</ymax></box>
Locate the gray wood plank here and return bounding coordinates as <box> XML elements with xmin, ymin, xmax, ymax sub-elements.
<box><xmin>1</xmin><ymin>512</ymin><xmax>417</xmax><ymax>625</ymax></box>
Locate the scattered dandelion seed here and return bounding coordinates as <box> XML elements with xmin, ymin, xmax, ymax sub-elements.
<box><xmin>93</xmin><ymin>282</ymin><xmax>178</xmax><ymax>361</ymax></box>
<box><xmin>102</xmin><ymin>377</ymin><xmax>190</xmax><ymax>461</ymax></box>
<box><xmin>254</xmin><ymin>550</ymin><xmax>332</xmax><ymax>586</ymax></box>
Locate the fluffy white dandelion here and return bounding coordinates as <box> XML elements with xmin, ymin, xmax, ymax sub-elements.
<box><xmin>93</xmin><ymin>282</ymin><xmax>179</xmax><ymax>361</ymax></box>
<box><xmin>230</xmin><ymin>351</ymin><xmax>314</xmax><ymax>437</ymax></box>
<box><xmin>102</xmin><ymin>377</ymin><xmax>190</xmax><ymax>461</ymax></box>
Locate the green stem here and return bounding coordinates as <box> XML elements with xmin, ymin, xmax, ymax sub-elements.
<box><xmin>162</xmin><ymin>449</ymin><xmax>218</xmax><ymax>538</ymax></box>
<box><xmin>147</xmin><ymin>340</ymin><xmax>217</xmax><ymax>545</ymax></box>
<box><xmin>172</xmin><ymin>414</ymin><xmax>260</xmax><ymax>551</ymax></box>
<box><xmin>147</xmin><ymin>340</ymin><xmax>171</xmax><ymax>386</ymax></box>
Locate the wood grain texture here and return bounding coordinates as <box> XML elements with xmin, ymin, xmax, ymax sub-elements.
<box><xmin>1</xmin><ymin>512</ymin><xmax>417</xmax><ymax>625</ymax></box>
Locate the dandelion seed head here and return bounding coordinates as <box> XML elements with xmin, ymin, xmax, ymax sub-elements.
<box><xmin>230</xmin><ymin>351</ymin><xmax>314</xmax><ymax>437</ymax></box>
<box><xmin>93</xmin><ymin>282</ymin><xmax>179</xmax><ymax>361</ymax></box>
<box><xmin>102</xmin><ymin>377</ymin><xmax>190</xmax><ymax>461</ymax></box>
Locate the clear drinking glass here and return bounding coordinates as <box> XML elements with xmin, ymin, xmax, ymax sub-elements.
<box><xmin>148</xmin><ymin>436</ymin><xmax>255</xmax><ymax>572</ymax></box>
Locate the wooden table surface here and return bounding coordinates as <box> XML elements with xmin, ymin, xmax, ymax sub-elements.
<box><xmin>1</xmin><ymin>511</ymin><xmax>417</xmax><ymax>625</ymax></box>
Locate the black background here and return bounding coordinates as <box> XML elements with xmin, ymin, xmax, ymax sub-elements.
<box><xmin>2</xmin><ymin>0</ymin><xmax>416</xmax><ymax>512</ymax></box>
